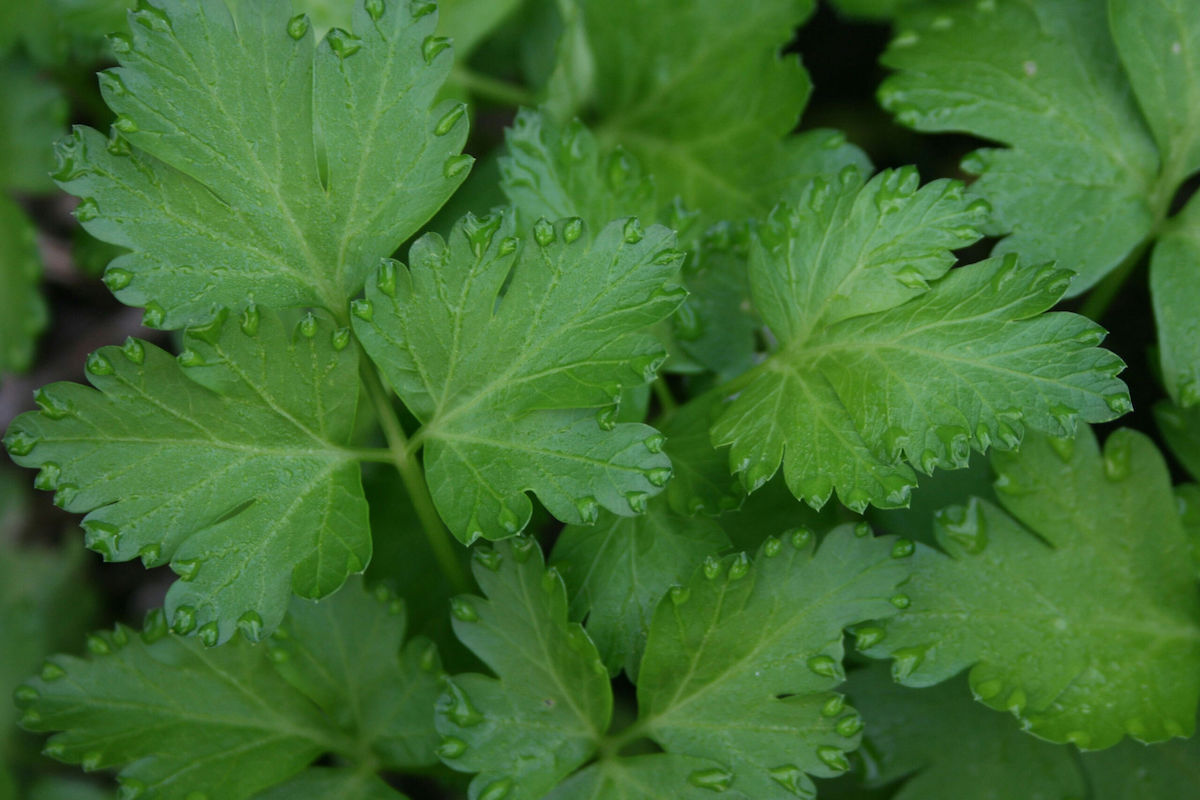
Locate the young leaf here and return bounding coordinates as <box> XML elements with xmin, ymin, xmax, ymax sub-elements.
<box><xmin>580</xmin><ymin>0</ymin><xmax>867</xmax><ymax>220</ymax></box>
<box><xmin>633</xmin><ymin>524</ymin><xmax>912</xmax><ymax>798</ymax></box>
<box><xmin>551</xmin><ymin>499</ymin><xmax>730</xmax><ymax>677</ymax></box>
<box><xmin>353</xmin><ymin>212</ymin><xmax>682</xmax><ymax>542</ymax></box>
<box><xmin>711</xmin><ymin>168</ymin><xmax>1129</xmax><ymax>512</ymax></box>
<box><xmin>15</xmin><ymin>578</ymin><xmax>437</xmax><ymax>800</ymax></box>
<box><xmin>435</xmin><ymin>538</ymin><xmax>613</xmax><ymax>800</ymax></box>
<box><xmin>56</xmin><ymin>0</ymin><xmax>469</xmax><ymax>328</ymax></box>
<box><xmin>1151</xmin><ymin>194</ymin><xmax>1200</xmax><ymax>406</ymax></box>
<box><xmin>0</xmin><ymin>194</ymin><xmax>47</xmax><ymax>375</ymax></box>
<box><xmin>880</xmin><ymin>0</ymin><xmax>1164</xmax><ymax>293</ymax></box>
<box><xmin>847</xmin><ymin>665</ymin><xmax>1085</xmax><ymax>800</ymax></box>
<box><xmin>863</xmin><ymin>427</ymin><xmax>1200</xmax><ymax>749</ymax></box>
<box><xmin>4</xmin><ymin>309</ymin><xmax>368</xmax><ymax>644</ymax></box>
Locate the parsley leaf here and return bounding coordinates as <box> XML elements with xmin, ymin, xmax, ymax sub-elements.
<box><xmin>551</xmin><ymin>499</ymin><xmax>730</xmax><ymax>677</ymax></box>
<box><xmin>435</xmin><ymin>538</ymin><xmax>613</xmax><ymax>800</ymax></box>
<box><xmin>711</xmin><ymin>168</ymin><xmax>1129</xmax><ymax>512</ymax></box>
<box><xmin>0</xmin><ymin>58</ymin><xmax>65</xmax><ymax>193</ymax></box>
<box><xmin>253</xmin><ymin>768</ymin><xmax>410</xmax><ymax>800</ymax></box>
<box><xmin>15</xmin><ymin>578</ymin><xmax>439</xmax><ymax>800</ymax></box>
<box><xmin>0</xmin><ymin>195</ymin><xmax>46</xmax><ymax>375</ymax></box>
<box><xmin>863</xmin><ymin>426</ymin><xmax>1200</xmax><ymax>748</ymax></box>
<box><xmin>4</xmin><ymin>308</ymin><xmax>368</xmax><ymax>644</ymax></box>
<box><xmin>1151</xmin><ymin>194</ymin><xmax>1200</xmax><ymax>405</ymax></box>
<box><xmin>56</xmin><ymin>0</ymin><xmax>469</xmax><ymax>328</ymax></box>
<box><xmin>353</xmin><ymin>212</ymin><xmax>682</xmax><ymax>543</ymax></box>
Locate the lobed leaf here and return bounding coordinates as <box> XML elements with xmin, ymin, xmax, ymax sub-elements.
<box><xmin>353</xmin><ymin>211</ymin><xmax>682</xmax><ymax>542</ymax></box>
<box><xmin>55</xmin><ymin>0</ymin><xmax>469</xmax><ymax>328</ymax></box>
<box><xmin>4</xmin><ymin>309</ymin><xmax>368</xmax><ymax>644</ymax></box>
<box><xmin>863</xmin><ymin>426</ymin><xmax>1200</xmax><ymax>748</ymax></box>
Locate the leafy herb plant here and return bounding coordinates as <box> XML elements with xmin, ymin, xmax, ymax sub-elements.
<box><xmin>2</xmin><ymin>0</ymin><xmax>1199</xmax><ymax>798</ymax></box>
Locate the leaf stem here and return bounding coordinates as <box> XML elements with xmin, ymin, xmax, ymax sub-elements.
<box><xmin>450</xmin><ymin>65</ymin><xmax>536</xmax><ymax>108</ymax></box>
<box><xmin>361</xmin><ymin>368</ymin><xmax>469</xmax><ymax>593</ymax></box>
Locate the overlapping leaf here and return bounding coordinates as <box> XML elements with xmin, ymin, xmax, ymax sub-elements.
<box><xmin>711</xmin><ymin>167</ymin><xmax>1129</xmax><ymax>512</ymax></box>
<box><xmin>4</xmin><ymin>309</ymin><xmax>368</xmax><ymax>644</ymax></box>
<box><xmin>1151</xmin><ymin>194</ymin><xmax>1200</xmax><ymax>405</ymax></box>
<box><xmin>15</xmin><ymin>579</ymin><xmax>439</xmax><ymax>800</ymax></box>
<box><xmin>0</xmin><ymin>59</ymin><xmax>65</xmax><ymax>193</ymax></box>
<box><xmin>440</xmin><ymin>526</ymin><xmax>911</xmax><ymax>798</ymax></box>
<box><xmin>55</xmin><ymin>0</ymin><xmax>469</xmax><ymax>328</ymax></box>
<box><xmin>435</xmin><ymin>538</ymin><xmax>614</xmax><ymax>800</ymax></box>
<box><xmin>353</xmin><ymin>212</ymin><xmax>682</xmax><ymax>542</ymax></box>
<box><xmin>863</xmin><ymin>426</ymin><xmax>1200</xmax><ymax>749</ymax></box>
<box><xmin>551</xmin><ymin>499</ymin><xmax>730</xmax><ymax>677</ymax></box>
<box><xmin>880</xmin><ymin>0</ymin><xmax>1164</xmax><ymax>293</ymax></box>
<box><xmin>0</xmin><ymin>195</ymin><xmax>46</xmax><ymax>375</ymax></box>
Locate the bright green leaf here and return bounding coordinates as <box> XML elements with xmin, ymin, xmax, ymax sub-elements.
<box><xmin>711</xmin><ymin>168</ymin><xmax>1128</xmax><ymax>513</ymax></box>
<box><xmin>634</xmin><ymin>524</ymin><xmax>911</xmax><ymax>798</ymax></box>
<box><xmin>881</xmin><ymin>0</ymin><xmax>1161</xmax><ymax>293</ymax></box>
<box><xmin>436</xmin><ymin>538</ymin><xmax>613</xmax><ymax>800</ymax></box>
<box><xmin>864</xmin><ymin>427</ymin><xmax>1200</xmax><ymax>748</ymax></box>
<box><xmin>847</xmin><ymin>664</ymin><xmax>1085</xmax><ymax>800</ymax></box>
<box><xmin>4</xmin><ymin>309</ymin><xmax>368</xmax><ymax>644</ymax></box>
<box><xmin>551</xmin><ymin>499</ymin><xmax>730</xmax><ymax>677</ymax></box>
<box><xmin>56</xmin><ymin>0</ymin><xmax>469</xmax><ymax>328</ymax></box>
<box><xmin>0</xmin><ymin>195</ymin><xmax>47</xmax><ymax>375</ymax></box>
<box><xmin>353</xmin><ymin>212</ymin><xmax>681</xmax><ymax>542</ymax></box>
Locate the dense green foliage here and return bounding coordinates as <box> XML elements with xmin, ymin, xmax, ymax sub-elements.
<box><xmin>1</xmin><ymin>0</ymin><xmax>1198</xmax><ymax>798</ymax></box>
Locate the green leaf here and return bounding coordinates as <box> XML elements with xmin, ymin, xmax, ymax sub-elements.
<box><xmin>660</xmin><ymin>389</ymin><xmax>743</xmax><ymax>516</ymax></box>
<box><xmin>847</xmin><ymin>664</ymin><xmax>1085</xmax><ymax>800</ymax></box>
<box><xmin>436</xmin><ymin>538</ymin><xmax>613</xmax><ymax>800</ymax></box>
<box><xmin>711</xmin><ymin>168</ymin><xmax>1128</xmax><ymax>513</ymax></box>
<box><xmin>633</xmin><ymin>524</ymin><xmax>911</xmax><ymax>798</ymax></box>
<box><xmin>551</xmin><ymin>499</ymin><xmax>730</xmax><ymax>677</ymax></box>
<box><xmin>880</xmin><ymin>0</ymin><xmax>1161</xmax><ymax>293</ymax></box>
<box><xmin>580</xmin><ymin>0</ymin><xmax>868</xmax><ymax>220</ymax></box>
<box><xmin>1080</xmin><ymin>722</ymin><xmax>1200</xmax><ymax>799</ymax></box>
<box><xmin>543</xmin><ymin>754</ymin><xmax>751</xmax><ymax>800</ymax></box>
<box><xmin>864</xmin><ymin>426</ymin><xmax>1200</xmax><ymax>748</ymax></box>
<box><xmin>1110</xmin><ymin>0</ymin><xmax>1200</xmax><ymax>183</ymax></box>
<box><xmin>16</xmin><ymin>578</ymin><xmax>435</xmax><ymax>800</ymax></box>
<box><xmin>0</xmin><ymin>58</ymin><xmax>66</xmax><ymax>193</ymax></box>
<box><xmin>1155</xmin><ymin>399</ymin><xmax>1200</xmax><ymax>480</ymax></box>
<box><xmin>1151</xmin><ymin>193</ymin><xmax>1200</xmax><ymax>406</ymax></box>
<box><xmin>252</xmin><ymin>768</ymin><xmax>409</xmax><ymax>800</ymax></box>
<box><xmin>353</xmin><ymin>212</ymin><xmax>682</xmax><ymax>542</ymax></box>
<box><xmin>4</xmin><ymin>309</ymin><xmax>368</xmax><ymax>644</ymax></box>
<box><xmin>437</xmin><ymin>0</ymin><xmax>525</xmax><ymax>60</ymax></box>
<box><xmin>0</xmin><ymin>194</ymin><xmax>47</xmax><ymax>375</ymax></box>
<box><xmin>265</xmin><ymin>583</ymin><xmax>442</xmax><ymax>769</ymax></box>
<box><xmin>57</xmin><ymin>0</ymin><xmax>469</xmax><ymax>328</ymax></box>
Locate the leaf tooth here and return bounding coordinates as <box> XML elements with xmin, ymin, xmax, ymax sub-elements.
<box><xmin>622</xmin><ymin>217</ymin><xmax>644</xmax><ymax>244</ymax></box>
<box><xmin>103</xmin><ymin>268</ymin><xmax>133</xmax><ymax>292</ymax></box>
<box><xmin>816</xmin><ymin>745</ymin><xmax>850</xmax><ymax>772</ymax></box>
<box><xmin>625</xmin><ymin>491</ymin><xmax>649</xmax><ymax>513</ymax></box>
<box><xmin>237</xmin><ymin>611</ymin><xmax>264</xmax><ymax>642</ymax></box>
<box><xmin>171</xmin><ymin>605</ymin><xmax>197</xmax><ymax>635</ymax></box>
<box><xmin>574</xmin><ymin>496</ymin><xmax>599</xmax><ymax>524</ymax></box>
<box><xmin>436</xmin><ymin>736</ymin><xmax>467</xmax><ymax>759</ymax></box>
<box><xmin>450</xmin><ymin>598</ymin><xmax>478</xmax><ymax>622</ymax></box>
<box><xmin>141</xmin><ymin>301</ymin><xmax>165</xmax><ymax>329</ymax></box>
<box><xmin>83</xmin><ymin>520</ymin><xmax>121</xmax><ymax>560</ymax></box>
<box><xmin>197</xmin><ymin>622</ymin><xmax>220</xmax><ymax>647</ymax></box>
<box><xmin>351</xmin><ymin>298</ymin><xmax>374</xmax><ymax>321</ymax></box>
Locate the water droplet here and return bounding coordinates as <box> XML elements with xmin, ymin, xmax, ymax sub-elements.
<box><xmin>646</xmin><ymin>467</ymin><xmax>672</xmax><ymax>487</ymax></box>
<box><xmin>891</xmin><ymin>645</ymin><xmax>927</xmax><ymax>680</ymax></box>
<box><xmin>1005</xmin><ymin>688</ymin><xmax>1026</xmax><ymax>711</ymax></box>
<box><xmin>541</xmin><ymin>567</ymin><xmax>561</xmax><ymax>594</ymax></box>
<box><xmin>891</xmin><ymin>29</ymin><xmax>919</xmax><ymax>47</ymax></box>
<box><xmin>420</xmin><ymin>642</ymin><xmax>438</xmax><ymax>672</ymax></box>
<box><xmin>479</xmin><ymin>778</ymin><xmax>513</xmax><ymax>800</ymax></box>
<box><xmin>441</xmin><ymin>680</ymin><xmax>484</xmax><ymax>727</ymax></box>
<box><xmin>623</xmin><ymin>218</ymin><xmax>644</xmax><ymax>244</ymax></box>
<box><xmin>626</xmin><ymin>491</ymin><xmax>648</xmax><ymax>513</ymax></box>
<box><xmin>331</xmin><ymin>327</ymin><xmax>351</xmax><ymax>351</ymax></box>
<box><xmin>763</xmin><ymin>536</ymin><xmax>782</xmax><ymax>558</ymax></box>
<box><xmin>498</xmin><ymin>236</ymin><xmax>518</xmax><ymax>256</ymax></box>
<box><xmin>364</xmin><ymin>0</ymin><xmax>385</xmax><ymax>21</ymax></box>
<box><xmin>1105</xmin><ymin>393</ymin><xmax>1132</xmax><ymax>415</ymax></box>
<box><xmin>451</xmin><ymin>598</ymin><xmax>478</xmax><ymax>622</ymax></box>
<box><xmin>474</xmin><ymin>548</ymin><xmax>502</xmax><ymax>571</ymax></box>
<box><xmin>75</xmin><ymin>198</ymin><xmax>99</xmax><ymax>222</ymax></box>
<box><xmin>142</xmin><ymin>301</ymin><xmax>165</xmax><ymax>328</ymax></box>
<box><xmin>411</xmin><ymin>0</ymin><xmax>436</xmax><ymax>18</ymax></box>
<box><xmin>286</xmin><ymin>13</ymin><xmax>309</xmax><ymax>39</ymax></box>
<box><xmin>81</xmin><ymin>751</ymin><xmax>103</xmax><ymax>771</ymax></box>
<box><xmin>422</xmin><ymin>34</ymin><xmax>451</xmax><ymax>64</ymax></box>
<box><xmin>141</xmin><ymin>608</ymin><xmax>168</xmax><ymax>643</ymax></box>
<box><xmin>435</xmin><ymin>104</ymin><xmax>466</xmax><ymax>136</ymax></box>
<box><xmin>562</xmin><ymin>217</ymin><xmax>584</xmax><ymax>244</ymax></box>
<box><xmin>670</xmin><ymin>585</ymin><xmax>690</xmax><ymax>605</ymax></box>
<box><xmin>533</xmin><ymin>218</ymin><xmax>555</xmax><ymax>246</ymax></box>
<box><xmin>299</xmin><ymin>312</ymin><xmax>318</xmax><ymax>339</ymax></box>
<box><xmin>138</xmin><ymin>543</ymin><xmax>162</xmax><ymax>567</ymax></box>
<box><xmin>176</xmin><ymin>349</ymin><xmax>203</xmax><ymax>368</ymax></box>
<box><xmin>113</xmin><ymin>115</ymin><xmax>139</xmax><ymax>135</ymax></box>
<box><xmin>40</xmin><ymin>661</ymin><xmax>65</xmax><ymax>681</ymax></box>
<box><xmin>172</xmin><ymin>606</ymin><xmax>197</xmax><ymax>634</ymax></box>
<box><xmin>1050</xmin><ymin>403</ymin><xmax>1077</xmax><ymax>436</ymax></box>
<box><xmin>728</xmin><ymin>552</ymin><xmax>750</xmax><ymax>580</ymax></box>
<box><xmin>33</xmin><ymin>462</ymin><xmax>61</xmax><ymax>491</ymax></box>
<box><xmin>688</xmin><ymin>768</ymin><xmax>733</xmax><ymax>791</ymax></box>
<box><xmin>86</xmin><ymin>351</ymin><xmax>115</xmax><ymax>376</ymax></box>
<box><xmin>855</xmin><ymin>625</ymin><xmax>886</xmax><ymax>650</ymax></box>
<box><xmin>890</xmin><ymin>594</ymin><xmax>910</xmax><ymax>609</ymax></box>
<box><xmin>510</xmin><ymin>536</ymin><xmax>536</xmax><ymax>562</ymax></box>
<box><xmin>109</xmin><ymin>32</ymin><xmax>133</xmax><ymax>54</ymax></box>
<box><xmin>197</xmin><ymin>622</ymin><xmax>220</xmax><ymax>647</ymax></box>
<box><xmin>437</xmin><ymin>736</ymin><xmax>467</xmax><ymax>759</ymax></box>
<box><xmin>444</xmin><ymin>153</ymin><xmax>473</xmax><ymax>179</ymax></box>
<box><xmin>895</xmin><ymin>266</ymin><xmax>928</xmax><ymax>290</ymax></box>
<box><xmin>807</xmin><ymin>654</ymin><xmax>839</xmax><ymax>679</ymax></box>
<box><xmin>891</xmin><ymin>539</ymin><xmax>915</xmax><ymax>558</ymax></box>
<box><xmin>97</xmin><ymin>72</ymin><xmax>127</xmax><ymax>100</ymax></box>
<box><xmin>86</xmin><ymin>633</ymin><xmax>111</xmax><ymax>655</ymax></box>
<box><xmin>83</xmin><ymin>521</ymin><xmax>120</xmax><ymax>560</ymax></box>
<box><xmin>854</xmin><ymin>522</ymin><xmax>872</xmax><ymax>538</ymax></box>
<box><xmin>816</xmin><ymin>746</ymin><xmax>849</xmax><ymax>772</ymax></box>
<box><xmin>744</xmin><ymin>460</ymin><xmax>774</xmax><ymax>493</ymax></box>
<box><xmin>133</xmin><ymin>0</ymin><xmax>172</xmax><ymax>31</ymax></box>
<box><xmin>973</xmin><ymin>678</ymin><xmax>1003</xmax><ymax>700</ymax></box>
<box><xmin>1104</xmin><ymin>435</ymin><xmax>1132</xmax><ymax>481</ymax></box>
<box><xmin>173</xmin><ymin>559</ymin><xmax>201</xmax><ymax>582</ymax></box>
<box><xmin>103</xmin><ymin>268</ymin><xmax>133</xmax><ymax>292</ymax></box>
<box><xmin>605</xmin><ymin>148</ymin><xmax>634</xmax><ymax>190</ymax></box>
<box><xmin>575</xmin><ymin>496</ymin><xmax>599</xmax><ymax>524</ymax></box>
<box><xmin>836</xmin><ymin>714</ymin><xmax>863</xmax><ymax>737</ymax></box>
<box><xmin>703</xmin><ymin>555</ymin><xmax>721</xmax><ymax>580</ymax></box>
<box><xmin>789</xmin><ymin>527</ymin><xmax>813</xmax><ymax>550</ymax></box>
<box><xmin>328</xmin><ymin>28</ymin><xmax>362</xmax><ymax>58</ymax></box>
<box><xmin>118</xmin><ymin>776</ymin><xmax>147</xmax><ymax>799</ymax></box>
<box><xmin>351</xmin><ymin>298</ymin><xmax>374</xmax><ymax>321</ymax></box>
<box><xmin>13</xmin><ymin>684</ymin><xmax>40</xmax><ymax>706</ymax></box>
<box><xmin>673</xmin><ymin>301</ymin><xmax>703</xmax><ymax>340</ymax></box>
<box><xmin>235</xmin><ymin>610</ymin><xmax>263</xmax><ymax>642</ymax></box>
